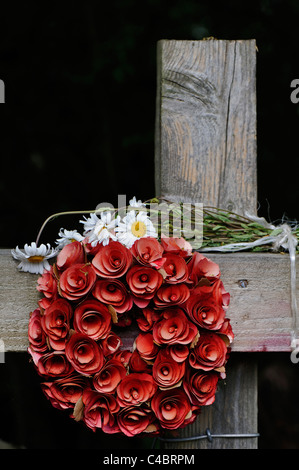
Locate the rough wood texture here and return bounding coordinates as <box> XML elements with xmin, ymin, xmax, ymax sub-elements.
<box><xmin>0</xmin><ymin>249</ymin><xmax>39</xmax><ymax>353</ymax></box>
<box><xmin>163</xmin><ymin>354</ymin><xmax>258</xmax><ymax>450</ymax></box>
<box><xmin>155</xmin><ymin>39</ymin><xmax>258</xmax><ymax>449</ymax></box>
<box><xmin>1</xmin><ymin>249</ymin><xmax>297</xmax><ymax>353</ymax></box>
<box><xmin>155</xmin><ymin>39</ymin><xmax>257</xmax><ymax>215</ymax></box>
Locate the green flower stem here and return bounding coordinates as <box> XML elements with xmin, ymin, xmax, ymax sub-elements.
<box><xmin>34</xmin><ymin>197</ymin><xmax>299</xmax><ymax>254</ymax></box>
<box><xmin>35</xmin><ymin>208</ymin><xmax>116</xmax><ymax>246</ymax></box>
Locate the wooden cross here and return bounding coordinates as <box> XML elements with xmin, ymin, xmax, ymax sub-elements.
<box><xmin>0</xmin><ymin>39</ymin><xmax>298</xmax><ymax>449</ymax></box>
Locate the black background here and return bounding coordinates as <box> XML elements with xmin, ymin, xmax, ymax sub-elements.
<box><xmin>1</xmin><ymin>0</ymin><xmax>299</xmax><ymax>450</ymax></box>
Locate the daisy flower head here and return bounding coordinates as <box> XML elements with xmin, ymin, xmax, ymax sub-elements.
<box><xmin>129</xmin><ymin>196</ymin><xmax>146</xmax><ymax>208</ymax></box>
<box><xmin>11</xmin><ymin>242</ymin><xmax>58</xmax><ymax>275</ymax></box>
<box><xmin>55</xmin><ymin>228</ymin><xmax>84</xmax><ymax>249</ymax></box>
<box><xmin>80</xmin><ymin>211</ymin><xmax>120</xmax><ymax>247</ymax></box>
<box><xmin>115</xmin><ymin>210</ymin><xmax>158</xmax><ymax>248</ymax></box>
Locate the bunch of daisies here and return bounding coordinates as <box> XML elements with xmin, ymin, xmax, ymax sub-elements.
<box><xmin>12</xmin><ymin>198</ymin><xmax>158</xmax><ymax>275</ymax></box>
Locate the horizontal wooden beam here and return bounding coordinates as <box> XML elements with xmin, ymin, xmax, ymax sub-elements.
<box><xmin>0</xmin><ymin>249</ymin><xmax>297</xmax><ymax>353</ymax></box>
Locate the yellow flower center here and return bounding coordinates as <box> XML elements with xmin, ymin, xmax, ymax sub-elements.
<box><xmin>131</xmin><ymin>221</ymin><xmax>147</xmax><ymax>238</ymax></box>
<box><xmin>28</xmin><ymin>255</ymin><xmax>45</xmax><ymax>263</ymax></box>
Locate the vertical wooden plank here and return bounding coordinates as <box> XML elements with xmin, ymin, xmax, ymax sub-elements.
<box><xmin>155</xmin><ymin>39</ymin><xmax>257</xmax><ymax>215</ymax></box>
<box><xmin>163</xmin><ymin>355</ymin><xmax>258</xmax><ymax>450</ymax></box>
<box><xmin>155</xmin><ymin>39</ymin><xmax>258</xmax><ymax>449</ymax></box>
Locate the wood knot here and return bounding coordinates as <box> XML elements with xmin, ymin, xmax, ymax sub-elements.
<box><xmin>238</xmin><ymin>279</ymin><xmax>248</xmax><ymax>288</ymax></box>
<box><xmin>226</xmin><ymin>201</ymin><xmax>235</xmax><ymax>212</ymax></box>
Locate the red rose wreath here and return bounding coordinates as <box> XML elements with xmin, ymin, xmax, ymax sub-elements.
<box><xmin>27</xmin><ymin>216</ymin><xmax>233</xmax><ymax>437</ymax></box>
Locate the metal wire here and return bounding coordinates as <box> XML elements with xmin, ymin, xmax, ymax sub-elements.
<box><xmin>152</xmin><ymin>428</ymin><xmax>260</xmax><ymax>447</ymax></box>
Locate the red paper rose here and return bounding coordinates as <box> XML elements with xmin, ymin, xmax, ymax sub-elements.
<box><xmin>56</xmin><ymin>241</ymin><xmax>85</xmax><ymax>271</ymax></box>
<box><xmin>36</xmin><ymin>267</ymin><xmax>58</xmax><ymax>309</ymax></box>
<box><xmin>153</xmin><ymin>283</ymin><xmax>190</xmax><ymax>308</ymax></box>
<box><xmin>187</xmin><ymin>252</ymin><xmax>220</xmax><ymax>286</ymax></box>
<box><xmin>184</xmin><ymin>284</ymin><xmax>226</xmax><ymax>331</ymax></box>
<box><xmin>161</xmin><ymin>236</ymin><xmax>192</xmax><ymax>257</ymax></box>
<box><xmin>28</xmin><ymin>308</ymin><xmax>48</xmax><ymax>353</ymax></box>
<box><xmin>153</xmin><ymin>349</ymin><xmax>186</xmax><ymax>389</ymax></box>
<box><xmin>117</xmin><ymin>406</ymin><xmax>156</xmax><ymax>437</ymax></box>
<box><xmin>131</xmin><ymin>237</ymin><xmax>165</xmax><ymax>268</ymax></box>
<box><xmin>126</xmin><ymin>265</ymin><xmax>163</xmax><ymax>307</ymax></box>
<box><xmin>116</xmin><ymin>372</ymin><xmax>157</xmax><ymax>407</ymax></box>
<box><xmin>41</xmin><ymin>298</ymin><xmax>73</xmax><ymax>350</ymax></box>
<box><xmin>93</xmin><ymin>359</ymin><xmax>127</xmax><ymax>394</ymax></box>
<box><xmin>65</xmin><ymin>332</ymin><xmax>104</xmax><ymax>376</ymax></box>
<box><xmin>189</xmin><ymin>331</ymin><xmax>228</xmax><ymax>371</ymax></box>
<box><xmin>167</xmin><ymin>344</ymin><xmax>189</xmax><ymax>363</ymax></box>
<box><xmin>59</xmin><ymin>263</ymin><xmax>97</xmax><ymax>301</ymax></box>
<box><xmin>218</xmin><ymin>318</ymin><xmax>234</xmax><ymax>343</ymax></box>
<box><xmin>101</xmin><ymin>331</ymin><xmax>122</xmax><ymax>356</ymax></box>
<box><xmin>73</xmin><ymin>299</ymin><xmax>111</xmax><ymax>340</ymax></box>
<box><xmin>183</xmin><ymin>368</ymin><xmax>219</xmax><ymax>406</ymax></box>
<box><xmin>152</xmin><ymin>308</ymin><xmax>198</xmax><ymax>346</ymax></box>
<box><xmin>92</xmin><ymin>241</ymin><xmax>132</xmax><ymax>278</ymax></box>
<box><xmin>92</xmin><ymin>279</ymin><xmax>133</xmax><ymax>313</ymax></box>
<box><xmin>83</xmin><ymin>238</ymin><xmax>102</xmax><ymax>256</ymax></box>
<box><xmin>111</xmin><ymin>349</ymin><xmax>132</xmax><ymax>367</ymax></box>
<box><xmin>151</xmin><ymin>388</ymin><xmax>193</xmax><ymax>430</ymax></box>
<box><xmin>162</xmin><ymin>253</ymin><xmax>188</xmax><ymax>284</ymax></box>
<box><xmin>129</xmin><ymin>350</ymin><xmax>151</xmax><ymax>373</ymax></box>
<box><xmin>136</xmin><ymin>307</ymin><xmax>160</xmax><ymax>332</ymax></box>
<box><xmin>29</xmin><ymin>349</ymin><xmax>73</xmax><ymax>377</ymax></box>
<box><xmin>82</xmin><ymin>389</ymin><xmax>120</xmax><ymax>433</ymax></box>
<box><xmin>134</xmin><ymin>332</ymin><xmax>159</xmax><ymax>361</ymax></box>
<box><xmin>41</xmin><ymin>374</ymin><xmax>87</xmax><ymax>410</ymax></box>
<box><xmin>214</xmin><ymin>279</ymin><xmax>231</xmax><ymax>310</ymax></box>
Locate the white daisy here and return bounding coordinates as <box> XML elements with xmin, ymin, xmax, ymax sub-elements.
<box><xmin>55</xmin><ymin>228</ymin><xmax>84</xmax><ymax>249</ymax></box>
<box><xmin>115</xmin><ymin>210</ymin><xmax>157</xmax><ymax>248</ymax></box>
<box><xmin>129</xmin><ymin>196</ymin><xmax>146</xmax><ymax>208</ymax></box>
<box><xmin>80</xmin><ymin>211</ymin><xmax>120</xmax><ymax>247</ymax></box>
<box><xmin>11</xmin><ymin>242</ymin><xmax>58</xmax><ymax>275</ymax></box>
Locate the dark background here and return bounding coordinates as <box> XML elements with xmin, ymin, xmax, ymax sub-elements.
<box><xmin>0</xmin><ymin>0</ymin><xmax>299</xmax><ymax>450</ymax></box>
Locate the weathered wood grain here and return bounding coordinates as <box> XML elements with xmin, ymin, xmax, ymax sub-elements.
<box><xmin>0</xmin><ymin>249</ymin><xmax>39</xmax><ymax>353</ymax></box>
<box><xmin>1</xmin><ymin>249</ymin><xmax>296</xmax><ymax>353</ymax></box>
<box><xmin>163</xmin><ymin>354</ymin><xmax>258</xmax><ymax>450</ymax></box>
<box><xmin>155</xmin><ymin>39</ymin><xmax>259</xmax><ymax>449</ymax></box>
<box><xmin>155</xmin><ymin>39</ymin><xmax>257</xmax><ymax>215</ymax></box>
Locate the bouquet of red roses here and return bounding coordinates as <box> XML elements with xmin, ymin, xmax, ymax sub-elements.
<box><xmin>22</xmin><ymin>200</ymin><xmax>233</xmax><ymax>437</ymax></box>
